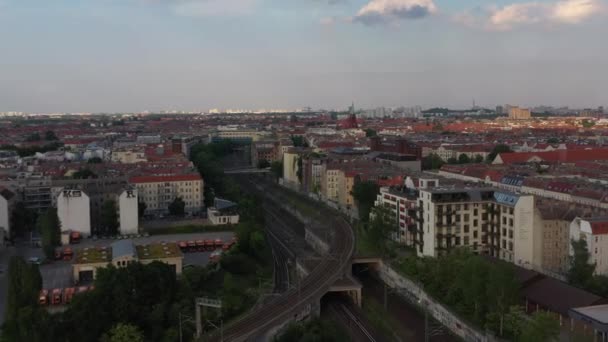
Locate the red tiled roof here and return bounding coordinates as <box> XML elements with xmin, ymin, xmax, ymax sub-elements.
<box><xmin>497</xmin><ymin>148</ymin><xmax>608</xmax><ymax>164</ymax></box>
<box><xmin>129</xmin><ymin>174</ymin><xmax>202</xmax><ymax>183</ymax></box>
<box><xmin>591</xmin><ymin>222</ymin><xmax>608</xmax><ymax>235</ymax></box>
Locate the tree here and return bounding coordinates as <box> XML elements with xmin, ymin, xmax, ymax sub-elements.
<box><xmin>518</xmin><ymin>311</ymin><xmax>560</xmax><ymax>342</ymax></box>
<box><xmin>474</xmin><ymin>154</ymin><xmax>485</xmax><ymax>163</ymax></box>
<box><xmin>44</xmin><ymin>130</ymin><xmax>58</xmax><ymax>141</ymax></box>
<box><xmin>100</xmin><ymin>200</ymin><xmax>119</xmax><ymax>235</ymax></box>
<box><xmin>367</xmin><ymin>205</ymin><xmax>396</xmax><ymax>256</ymax></box>
<box><xmin>547</xmin><ymin>137</ymin><xmax>560</xmax><ymax>144</ymax></box>
<box><xmin>568</xmin><ymin>239</ymin><xmax>596</xmax><ymax>288</ymax></box>
<box><xmin>25</xmin><ymin>132</ymin><xmax>41</xmax><ymax>142</ymax></box>
<box><xmin>275</xmin><ymin>318</ymin><xmax>348</xmax><ymax>342</ymax></box>
<box><xmin>486</xmin><ymin>262</ymin><xmax>519</xmax><ymax>336</ymax></box>
<box><xmin>2</xmin><ymin>257</ymin><xmax>46</xmax><ymax>342</ymax></box>
<box><xmin>73</xmin><ymin>168</ymin><xmax>98</xmax><ymax>179</ymax></box>
<box><xmin>137</xmin><ymin>200</ymin><xmax>147</xmax><ymax>219</ymax></box>
<box><xmin>422</xmin><ymin>153</ymin><xmax>445</xmax><ymax>170</ymax></box>
<box><xmin>487</xmin><ymin>144</ymin><xmax>513</xmax><ymax>163</ymax></box>
<box><xmin>270</xmin><ymin>160</ymin><xmax>283</xmax><ymax>179</ymax></box>
<box><xmin>351</xmin><ymin>179</ymin><xmax>379</xmax><ymax>222</ymax></box>
<box><xmin>37</xmin><ymin>208</ymin><xmax>61</xmax><ymax>259</ymax></box>
<box><xmin>364</xmin><ymin>128</ymin><xmax>377</xmax><ymax>137</ymax></box>
<box><xmin>290</xmin><ymin>135</ymin><xmax>308</xmax><ymax>147</ymax></box>
<box><xmin>101</xmin><ymin>323</ymin><xmax>144</xmax><ymax>342</ymax></box>
<box><xmin>447</xmin><ymin>157</ymin><xmax>459</xmax><ymax>164</ymax></box>
<box><xmin>10</xmin><ymin>202</ymin><xmax>37</xmax><ymax>238</ymax></box>
<box><xmin>458</xmin><ymin>154</ymin><xmax>471</xmax><ymax>164</ymax></box>
<box><xmin>88</xmin><ymin>157</ymin><xmax>103</xmax><ymax>164</ymax></box>
<box><xmin>168</xmin><ymin>197</ymin><xmax>185</xmax><ymax>217</ymax></box>
<box><xmin>257</xmin><ymin>159</ymin><xmax>270</xmax><ymax>169</ymax></box>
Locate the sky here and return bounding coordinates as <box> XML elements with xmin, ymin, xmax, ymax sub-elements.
<box><xmin>0</xmin><ymin>0</ymin><xmax>606</xmax><ymax>112</ymax></box>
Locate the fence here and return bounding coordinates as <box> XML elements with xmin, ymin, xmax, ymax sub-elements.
<box><xmin>377</xmin><ymin>262</ymin><xmax>500</xmax><ymax>342</ymax></box>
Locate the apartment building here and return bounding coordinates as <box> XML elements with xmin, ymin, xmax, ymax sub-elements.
<box><xmin>56</xmin><ymin>185</ymin><xmax>139</xmax><ymax>236</ymax></box>
<box><xmin>570</xmin><ymin>217</ymin><xmax>608</xmax><ymax>275</ymax></box>
<box><xmin>251</xmin><ymin>140</ymin><xmax>279</xmax><ymax>167</ymax></box>
<box><xmin>323</xmin><ymin>167</ymin><xmax>344</xmax><ymax>204</ymax></box>
<box><xmin>130</xmin><ymin>174</ymin><xmax>203</xmax><ymax>216</ymax></box>
<box><xmin>57</xmin><ymin>188</ymin><xmax>92</xmax><ymax>236</ymax></box>
<box><xmin>508</xmin><ymin>106</ymin><xmax>532</xmax><ymax>120</ymax></box>
<box><xmin>111</xmin><ymin>148</ymin><xmax>147</xmax><ymax>164</ymax></box>
<box><xmin>302</xmin><ymin>155</ymin><xmax>327</xmax><ymax>194</ymax></box>
<box><xmin>375</xmin><ymin>186</ymin><xmax>419</xmax><ymax>245</ymax></box>
<box><xmin>0</xmin><ymin>187</ymin><xmax>16</xmax><ymax>237</ymax></box>
<box><xmin>416</xmin><ymin>187</ymin><xmax>542</xmax><ymax>269</ymax></box>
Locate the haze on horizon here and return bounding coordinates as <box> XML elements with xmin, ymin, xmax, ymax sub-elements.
<box><xmin>0</xmin><ymin>0</ymin><xmax>606</xmax><ymax>113</ymax></box>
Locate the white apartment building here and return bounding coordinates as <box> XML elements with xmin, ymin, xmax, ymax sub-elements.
<box><xmin>57</xmin><ymin>188</ymin><xmax>92</xmax><ymax>236</ymax></box>
<box><xmin>416</xmin><ymin>187</ymin><xmax>542</xmax><ymax>269</ymax></box>
<box><xmin>131</xmin><ymin>174</ymin><xmax>203</xmax><ymax>216</ymax></box>
<box><xmin>111</xmin><ymin>149</ymin><xmax>147</xmax><ymax>164</ymax></box>
<box><xmin>570</xmin><ymin>217</ymin><xmax>608</xmax><ymax>275</ymax></box>
<box><xmin>118</xmin><ymin>188</ymin><xmax>139</xmax><ymax>235</ymax></box>
<box><xmin>0</xmin><ymin>188</ymin><xmax>16</xmax><ymax>237</ymax></box>
<box><xmin>56</xmin><ymin>186</ymin><xmax>139</xmax><ymax>236</ymax></box>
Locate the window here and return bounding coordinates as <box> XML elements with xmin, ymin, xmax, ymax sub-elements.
<box><xmin>509</xmin><ymin>218</ymin><xmax>513</xmax><ymax>226</ymax></box>
<box><xmin>473</xmin><ymin>219</ymin><xmax>478</xmax><ymax>227</ymax></box>
<box><xmin>464</xmin><ymin>236</ymin><xmax>469</xmax><ymax>245</ymax></box>
<box><xmin>464</xmin><ymin>204</ymin><xmax>469</xmax><ymax>210</ymax></box>
<box><xmin>473</xmin><ymin>231</ymin><xmax>478</xmax><ymax>239</ymax></box>
<box><xmin>464</xmin><ymin>214</ymin><xmax>470</xmax><ymax>221</ymax></box>
<box><xmin>474</xmin><ymin>209</ymin><xmax>478</xmax><ymax>216</ymax></box>
<box><xmin>464</xmin><ymin>225</ymin><xmax>470</xmax><ymax>233</ymax></box>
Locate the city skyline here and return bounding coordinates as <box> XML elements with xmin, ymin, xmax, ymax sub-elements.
<box><xmin>1</xmin><ymin>0</ymin><xmax>606</xmax><ymax>112</ymax></box>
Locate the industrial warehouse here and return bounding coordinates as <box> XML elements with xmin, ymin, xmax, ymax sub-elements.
<box><xmin>72</xmin><ymin>239</ymin><xmax>183</xmax><ymax>283</ymax></box>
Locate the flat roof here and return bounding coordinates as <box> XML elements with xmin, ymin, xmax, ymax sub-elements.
<box><xmin>136</xmin><ymin>242</ymin><xmax>182</xmax><ymax>260</ymax></box>
<box><xmin>571</xmin><ymin>304</ymin><xmax>608</xmax><ymax>324</ymax></box>
<box><xmin>75</xmin><ymin>246</ymin><xmax>111</xmax><ymax>264</ymax></box>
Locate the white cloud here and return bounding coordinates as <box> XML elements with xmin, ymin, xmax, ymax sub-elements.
<box><xmin>353</xmin><ymin>0</ymin><xmax>438</xmax><ymax>25</ymax></box>
<box><xmin>171</xmin><ymin>0</ymin><xmax>258</xmax><ymax>17</ymax></box>
<box><xmin>551</xmin><ymin>0</ymin><xmax>600</xmax><ymax>23</ymax></box>
<box><xmin>455</xmin><ymin>0</ymin><xmax>603</xmax><ymax>31</ymax></box>
<box><xmin>320</xmin><ymin>16</ymin><xmax>337</xmax><ymax>26</ymax></box>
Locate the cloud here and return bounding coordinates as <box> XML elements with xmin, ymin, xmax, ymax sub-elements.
<box><xmin>353</xmin><ymin>0</ymin><xmax>438</xmax><ymax>25</ymax></box>
<box><xmin>455</xmin><ymin>0</ymin><xmax>603</xmax><ymax>31</ymax></box>
<box><xmin>170</xmin><ymin>0</ymin><xmax>258</xmax><ymax>17</ymax></box>
<box><xmin>552</xmin><ymin>0</ymin><xmax>600</xmax><ymax>23</ymax></box>
<box><xmin>320</xmin><ymin>16</ymin><xmax>337</xmax><ymax>25</ymax></box>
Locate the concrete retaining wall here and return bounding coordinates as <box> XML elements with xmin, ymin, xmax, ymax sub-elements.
<box><xmin>377</xmin><ymin>262</ymin><xmax>498</xmax><ymax>342</ymax></box>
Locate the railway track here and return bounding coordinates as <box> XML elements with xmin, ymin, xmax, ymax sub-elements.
<box><xmin>205</xmin><ymin>175</ymin><xmax>355</xmax><ymax>341</ymax></box>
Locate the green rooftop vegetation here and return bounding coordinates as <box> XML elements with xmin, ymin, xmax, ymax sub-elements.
<box><xmin>136</xmin><ymin>242</ymin><xmax>182</xmax><ymax>260</ymax></box>
<box><xmin>75</xmin><ymin>246</ymin><xmax>112</xmax><ymax>264</ymax></box>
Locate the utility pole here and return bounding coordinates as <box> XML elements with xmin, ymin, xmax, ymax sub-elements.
<box><xmin>384</xmin><ymin>283</ymin><xmax>387</xmax><ymax>310</ymax></box>
<box><xmin>424</xmin><ymin>303</ymin><xmax>429</xmax><ymax>342</ymax></box>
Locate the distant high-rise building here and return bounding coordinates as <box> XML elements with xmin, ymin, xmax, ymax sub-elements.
<box><xmin>496</xmin><ymin>106</ymin><xmax>504</xmax><ymax>115</ymax></box>
<box><xmin>508</xmin><ymin>106</ymin><xmax>531</xmax><ymax>120</ymax></box>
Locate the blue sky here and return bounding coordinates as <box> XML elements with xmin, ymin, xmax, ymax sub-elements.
<box><xmin>0</xmin><ymin>0</ymin><xmax>606</xmax><ymax>112</ymax></box>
